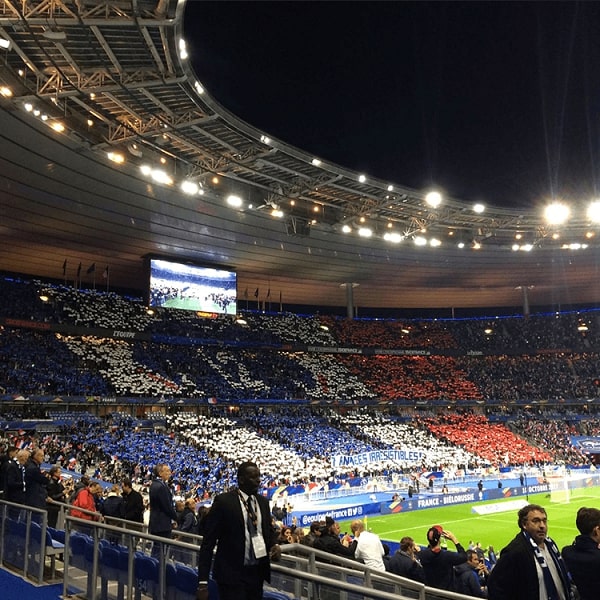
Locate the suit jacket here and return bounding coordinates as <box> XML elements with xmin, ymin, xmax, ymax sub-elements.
<box><xmin>148</xmin><ymin>478</ymin><xmax>177</xmax><ymax>534</ymax></box>
<box><xmin>488</xmin><ymin>532</ymin><xmax>570</xmax><ymax>600</ymax></box>
<box><xmin>562</xmin><ymin>535</ymin><xmax>600</xmax><ymax>600</ymax></box>
<box><xmin>24</xmin><ymin>460</ymin><xmax>49</xmax><ymax>509</ymax></box>
<box><xmin>198</xmin><ymin>489</ymin><xmax>278</xmax><ymax>586</ymax></box>
<box><xmin>385</xmin><ymin>550</ymin><xmax>426</xmax><ymax>583</ymax></box>
<box><xmin>122</xmin><ymin>489</ymin><xmax>144</xmax><ymax>523</ymax></box>
<box><xmin>4</xmin><ymin>459</ymin><xmax>26</xmax><ymax>503</ymax></box>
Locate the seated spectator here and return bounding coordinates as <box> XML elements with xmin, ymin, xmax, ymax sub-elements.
<box><xmin>454</xmin><ymin>548</ymin><xmax>488</xmax><ymax>597</ymax></box>
<box><xmin>277</xmin><ymin>526</ymin><xmax>295</xmax><ymax>545</ymax></box>
<box><xmin>301</xmin><ymin>521</ymin><xmax>324</xmax><ymax>547</ymax></box>
<box><xmin>313</xmin><ymin>517</ymin><xmax>356</xmax><ymax>560</ymax></box>
<box><xmin>350</xmin><ymin>519</ymin><xmax>385</xmax><ymax>571</ymax></box>
<box><xmin>385</xmin><ymin>536</ymin><xmax>425</xmax><ymax>582</ymax></box>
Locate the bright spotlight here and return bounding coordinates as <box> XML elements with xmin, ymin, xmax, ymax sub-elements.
<box><xmin>544</xmin><ymin>201</ymin><xmax>570</xmax><ymax>225</ymax></box>
<box><xmin>358</xmin><ymin>227</ymin><xmax>372</xmax><ymax>237</ymax></box>
<box><xmin>178</xmin><ymin>38</ymin><xmax>188</xmax><ymax>60</ymax></box>
<box><xmin>226</xmin><ymin>194</ymin><xmax>243</xmax><ymax>208</ymax></box>
<box><xmin>181</xmin><ymin>181</ymin><xmax>199</xmax><ymax>195</ymax></box>
<box><xmin>151</xmin><ymin>170</ymin><xmax>173</xmax><ymax>185</ymax></box>
<box><xmin>383</xmin><ymin>232</ymin><xmax>403</xmax><ymax>243</ymax></box>
<box><xmin>473</xmin><ymin>203</ymin><xmax>485</xmax><ymax>213</ymax></box>
<box><xmin>425</xmin><ymin>191</ymin><xmax>442</xmax><ymax>208</ymax></box>
<box><xmin>587</xmin><ymin>200</ymin><xmax>600</xmax><ymax>223</ymax></box>
<box><xmin>107</xmin><ymin>151</ymin><xmax>124</xmax><ymax>163</ymax></box>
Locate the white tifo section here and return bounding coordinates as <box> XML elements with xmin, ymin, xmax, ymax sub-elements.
<box><xmin>471</xmin><ymin>499</ymin><xmax>528</xmax><ymax>515</ymax></box>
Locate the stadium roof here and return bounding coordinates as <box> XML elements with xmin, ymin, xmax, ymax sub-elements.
<box><xmin>1</xmin><ymin>0</ymin><xmax>600</xmax><ymax>313</ymax></box>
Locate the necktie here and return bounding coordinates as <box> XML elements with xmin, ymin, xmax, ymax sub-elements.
<box><xmin>244</xmin><ymin>494</ymin><xmax>258</xmax><ymax>565</ymax></box>
<box><xmin>246</xmin><ymin>495</ymin><xmax>258</xmax><ymax>532</ymax></box>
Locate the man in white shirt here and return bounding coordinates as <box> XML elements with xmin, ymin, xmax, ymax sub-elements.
<box><xmin>350</xmin><ymin>519</ymin><xmax>385</xmax><ymax>571</ymax></box>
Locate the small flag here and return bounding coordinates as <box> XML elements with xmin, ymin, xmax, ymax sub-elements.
<box><xmin>62</xmin><ymin>259</ymin><xmax>67</xmax><ymax>276</ymax></box>
<box><xmin>243</xmin><ymin>288</ymin><xmax>248</xmax><ymax>299</ymax></box>
<box><xmin>77</xmin><ymin>262</ymin><xmax>82</xmax><ymax>277</ymax></box>
<box><xmin>254</xmin><ymin>288</ymin><xmax>259</xmax><ymax>298</ymax></box>
<box><xmin>87</xmin><ymin>263</ymin><xmax>96</xmax><ymax>274</ymax></box>
<box><xmin>102</xmin><ymin>265</ymin><xmax>109</xmax><ymax>279</ymax></box>
<box><xmin>266</xmin><ymin>288</ymin><xmax>271</xmax><ymax>299</ymax></box>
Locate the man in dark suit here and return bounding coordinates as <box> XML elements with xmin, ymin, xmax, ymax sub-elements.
<box><xmin>3</xmin><ymin>447</ymin><xmax>22</xmax><ymax>502</ymax></box>
<box><xmin>0</xmin><ymin>445</ymin><xmax>18</xmax><ymax>499</ymax></box>
<box><xmin>148</xmin><ymin>464</ymin><xmax>177</xmax><ymax>556</ymax></box>
<box><xmin>121</xmin><ymin>478</ymin><xmax>144</xmax><ymax>528</ymax></box>
<box><xmin>561</xmin><ymin>507</ymin><xmax>600</xmax><ymax>600</ymax></box>
<box><xmin>24</xmin><ymin>448</ymin><xmax>49</xmax><ymax>511</ymax></box>
<box><xmin>197</xmin><ymin>461</ymin><xmax>280</xmax><ymax>600</ymax></box>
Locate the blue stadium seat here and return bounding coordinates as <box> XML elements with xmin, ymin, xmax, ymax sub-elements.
<box><xmin>133</xmin><ymin>552</ymin><xmax>159</xmax><ymax>600</ymax></box>
<box><xmin>174</xmin><ymin>563</ymin><xmax>199</xmax><ymax>600</ymax></box>
<box><xmin>262</xmin><ymin>591</ymin><xmax>294</xmax><ymax>600</ymax></box>
<box><xmin>99</xmin><ymin>543</ymin><xmax>123</xmax><ymax>600</ymax></box>
<box><xmin>165</xmin><ymin>561</ymin><xmax>177</xmax><ymax>600</ymax></box>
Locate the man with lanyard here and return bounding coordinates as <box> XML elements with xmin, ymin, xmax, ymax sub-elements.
<box><xmin>488</xmin><ymin>503</ymin><xmax>572</xmax><ymax>600</ymax></box>
<box><xmin>197</xmin><ymin>461</ymin><xmax>280</xmax><ymax>600</ymax></box>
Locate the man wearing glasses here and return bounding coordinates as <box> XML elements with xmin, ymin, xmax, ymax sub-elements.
<box><xmin>488</xmin><ymin>503</ymin><xmax>572</xmax><ymax>600</ymax></box>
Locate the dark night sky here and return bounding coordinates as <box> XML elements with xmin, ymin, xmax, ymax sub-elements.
<box><xmin>184</xmin><ymin>1</ymin><xmax>600</xmax><ymax>210</ymax></box>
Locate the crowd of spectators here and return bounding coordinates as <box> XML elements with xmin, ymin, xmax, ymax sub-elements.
<box><xmin>2</xmin><ymin>276</ymin><xmax>600</xmax><ymax>406</ymax></box>
<box><xmin>1</xmin><ymin>403</ymin><xmax>599</xmax><ymax>507</ymax></box>
<box><xmin>419</xmin><ymin>412</ymin><xmax>555</xmax><ymax>465</ymax></box>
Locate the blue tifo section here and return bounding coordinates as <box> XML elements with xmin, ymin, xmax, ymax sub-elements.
<box><xmin>291</xmin><ymin>473</ymin><xmax>600</xmax><ymax>528</ymax></box>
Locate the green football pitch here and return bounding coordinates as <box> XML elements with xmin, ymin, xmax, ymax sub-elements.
<box><xmin>338</xmin><ymin>487</ymin><xmax>600</xmax><ymax>552</ymax></box>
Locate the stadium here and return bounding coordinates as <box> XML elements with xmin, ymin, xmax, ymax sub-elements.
<box><xmin>1</xmin><ymin>1</ymin><xmax>600</xmax><ymax>600</ymax></box>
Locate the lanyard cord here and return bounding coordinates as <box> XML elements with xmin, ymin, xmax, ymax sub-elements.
<box><xmin>239</xmin><ymin>491</ymin><xmax>258</xmax><ymax>530</ymax></box>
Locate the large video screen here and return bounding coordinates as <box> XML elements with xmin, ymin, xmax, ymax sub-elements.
<box><xmin>149</xmin><ymin>258</ymin><xmax>237</xmax><ymax>315</ymax></box>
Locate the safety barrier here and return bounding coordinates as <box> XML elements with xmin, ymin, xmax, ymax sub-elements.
<box><xmin>1</xmin><ymin>498</ymin><xmax>478</xmax><ymax>600</ymax></box>
<box><xmin>0</xmin><ymin>499</ymin><xmax>64</xmax><ymax>584</ymax></box>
